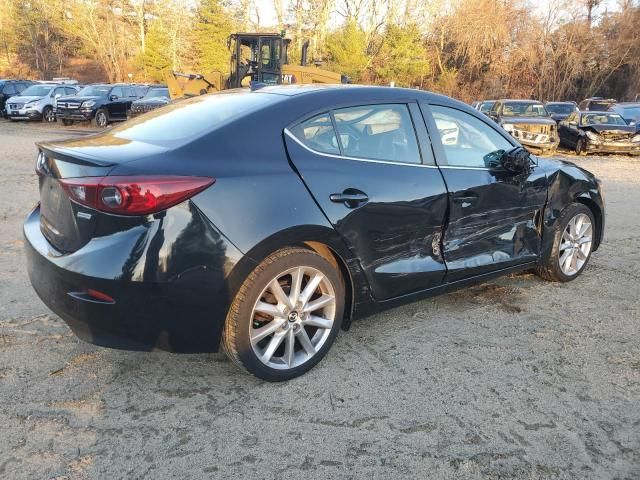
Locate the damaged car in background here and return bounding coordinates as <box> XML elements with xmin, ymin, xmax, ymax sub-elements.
<box><xmin>488</xmin><ymin>100</ymin><xmax>559</xmax><ymax>154</ymax></box>
<box><xmin>558</xmin><ymin>111</ymin><xmax>640</xmax><ymax>156</ymax></box>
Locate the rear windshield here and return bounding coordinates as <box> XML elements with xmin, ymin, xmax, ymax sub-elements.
<box><xmin>479</xmin><ymin>102</ymin><xmax>494</xmax><ymax>113</ymax></box>
<box><xmin>108</xmin><ymin>91</ymin><xmax>278</xmax><ymax>144</ymax></box>
<box><xmin>545</xmin><ymin>103</ymin><xmax>574</xmax><ymax>114</ymax></box>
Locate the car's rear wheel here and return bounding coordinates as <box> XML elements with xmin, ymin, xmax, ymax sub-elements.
<box><xmin>222</xmin><ymin>247</ymin><xmax>344</xmax><ymax>381</ymax></box>
<box><xmin>42</xmin><ymin>106</ymin><xmax>55</xmax><ymax>123</ymax></box>
<box><xmin>536</xmin><ymin>203</ymin><xmax>595</xmax><ymax>282</ymax></box>
<box><xmin>575</xmin><ymin>137</ymin><xmax>587</xmax><ymax>156</ymax></box>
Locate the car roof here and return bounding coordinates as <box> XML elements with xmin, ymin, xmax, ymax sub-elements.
<box><xmin>498</xmin><ymin>99</ymin><xmax>542</xmax><ymax>103</ymax></box>
<box><xmin>611</xmin><ymin>102</ymin><xmax>640</xmax><ymax>107</ymax></box>
<box><xmin>545</xmin><ymin>101</ymin><xmax>575</xmax><ymax>104</ymax></box>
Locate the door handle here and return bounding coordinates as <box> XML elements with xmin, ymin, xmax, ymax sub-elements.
<box><xmin>453</xmin><ymin>192</ymin><xmax>478</xmax><ymax>206</ymax></box>
<box><xmin>330</xmin><ymin>190</ymin><xmax>369</xmax><ymax>208</ymax></box>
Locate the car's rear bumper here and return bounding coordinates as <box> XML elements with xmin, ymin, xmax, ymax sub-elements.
<box><xmin>23</xmin><ymin>203</ymin><xmax>245</xmax><ymax>353</ymax></box>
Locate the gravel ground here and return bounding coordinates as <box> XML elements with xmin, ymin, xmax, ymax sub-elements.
<box><xmin>1</xmin><ymin>120</ymin><xmax>639</xmax><ymax>479</ymax></box>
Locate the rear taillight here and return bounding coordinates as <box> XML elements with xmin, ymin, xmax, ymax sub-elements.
<box><xmin>59</xmin><ymin>176</ymin><xmax>214</xmax><ymax>215</ymax></box>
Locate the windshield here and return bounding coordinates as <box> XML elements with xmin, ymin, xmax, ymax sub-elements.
<box><xmin>479</xmin><ymin>101</ymin><xmax>495</xmax><ymax>113</ymax></box>
<box><xmin>581</xmin><ymin>113</ymin><xmax>628</xmax><ymax>126</ymax></box>
<box><xmin>77</xmin><ymin>85</ymin><xmax>110</xmax><ymax>96</ymax></box>
<box><xmin>589</xmin><ymin>101</ymin><xmax>614</xmax><ymax>110</ymax></box>
<box><xmin>501</xmin><ymin>102</ymin><xmax>548</xmax><ymax>117</ymax></box>
<box><xmin>545</xmin><ymin>103</ymin><xmax>574</xmax><ymax>114</ymax></box>
<box><xmin>18</xmin><ymin>85</ymin><xmax>54</xmax><ymax>97</ymax></box>
<box><xmin>107</xmin><ymin>91</ymin><xmax>280</xmax><ymax>145</ymax></box>
<box><xmin>143</xmin><ymin>88</ymin><xmax>169</xmax><ymax>99</ymax></box>
<box><xmin>618</xmin><ymin>106</ymin><xmax>640</xmax><ymax>121</ymax></box>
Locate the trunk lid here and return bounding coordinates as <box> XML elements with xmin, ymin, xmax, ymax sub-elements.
<box><xmin>37</xmin><ymin>144</ymin><xmax>114</xmax><ymax>253</ymax></box>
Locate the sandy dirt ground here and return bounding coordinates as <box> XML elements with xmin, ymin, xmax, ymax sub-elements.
<box><xmin>0</xmin><ymin>120</ymin><xmax>638</xmax><ymax>479</ymax></box>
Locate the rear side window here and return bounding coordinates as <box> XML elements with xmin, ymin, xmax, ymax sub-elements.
<box><xmin>430</xmin><ymin>105</ymin><xmax>513</xmax><ymax>168</ymax></box>
<box><xmin>332</xmin><ymin>104</ymin><xmax>421</xmax><ymax>164</ymax></box>
<box><xmin>290</xmin><ymin>114</ymin><xmax>340</xmax><ymax>155</ymax></box>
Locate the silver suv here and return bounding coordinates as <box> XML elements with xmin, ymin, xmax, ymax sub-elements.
<box><xmin>6</xmin><ymin>84</ymin><xmax>79</xmax><ymax>122</ymax></box>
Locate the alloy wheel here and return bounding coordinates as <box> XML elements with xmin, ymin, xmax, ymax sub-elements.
<box><xmin>558</xmin><ymin>213</ymin><xmax>592</xmax><ymax>276</ymax></box>
<box><xmin>96</xmin><ymin>111</ymin><xmax>107</xmax><ymax>127</ymax></box>
<box><xmin>44</xmin><ymin>108</ymin><xmax>55</xmax><ymax>122</ymax></box>
<box><xmin>250</xmin><ymin>266</ymin><xmax>336</xmax><ymax>370</ymax></box>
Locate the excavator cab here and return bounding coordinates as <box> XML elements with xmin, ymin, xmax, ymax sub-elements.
<box><xmin>227</xmin><ymin>33</ymin><xmax>289</xmax><ymax>89</ymax></box>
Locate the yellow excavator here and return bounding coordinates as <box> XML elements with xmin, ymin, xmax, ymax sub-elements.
<box><xmin>167</xmin><ymin>32</ymin><xmax>348</xmax><ymax>99</ymax></box>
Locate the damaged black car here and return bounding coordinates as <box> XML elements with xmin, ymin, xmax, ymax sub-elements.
<box><xmin>488</xmin><ymin>100</ymin><xmax>559</xmax><ymax>154</ymax></box>
<box><xmin>558</xmin><ymin>111</ymin><xmax>640</xmax><ymax>156</ymax></box>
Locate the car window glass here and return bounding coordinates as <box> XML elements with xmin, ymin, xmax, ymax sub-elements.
<box><xmin>290</xmin><ymin>113</ymin><xmax>340</xmax><ymax>155</ymax></box>
<box><xmin>65</xmin><ymin>87</ymin><xmax>77</xmax><ymax>95</ymax></box>
<box><xmin>53</xmin><ymin>87</ymin><xmax>65</xmax><ymax>97</ymax></box>
<box><xmin>110</xmin><ymin>87</ymin><xmax>123</xmax><ymax>98</ymax></box>
<box><xmin>431</xmin><ymin>105</ymin><xmax>513</xmax><ymax>168</ymax></box>
<box><xmin>3</xmin><ymin>84</ymin><xmax>16</xmax><ymax>95</ymax></box>
<box><xmin>332</xmin><ymin>104</ymin><xmax>421</xmax><ymax>164</ymax></box>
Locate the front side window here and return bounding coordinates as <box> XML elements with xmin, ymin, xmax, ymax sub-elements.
<box><xmin>332</xmin><ymin>104</ymin><xmax>421</xmax><ymax>164</ymax></box>
<box><xmin>78</xmin><ymin>85</ymin><xmax>110</xmax><ymax>96</ymax></box>
<box><xmin>110</xmin><ymin>87</ymin><xmax>124</xmax><ymax>98</ymax></box>
<box><xmin>431</xmin><ymin>105</ymin><xmax>513</xmax><ymax>168</ymax></box>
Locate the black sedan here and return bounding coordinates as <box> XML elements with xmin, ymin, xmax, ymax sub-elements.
<box><xmin>545</xmin><ymin>101</ymin><xmax>578</xmax><ymax>123</ymax></box>
<box><xmin>558</xmin><ymin>111</ymin><xmax>640</xmax><ymax>155</ymax></box>
<box><xmin>25</xmin><ymin>86</ymin><xmax>605</xmax><ymax>381</ymax></box>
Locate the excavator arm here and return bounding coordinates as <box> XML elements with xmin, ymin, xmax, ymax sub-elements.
<box><xmin>166</xmin><ymin>71</ymin><xmax>225</xmax><ymax>100</ymax></box>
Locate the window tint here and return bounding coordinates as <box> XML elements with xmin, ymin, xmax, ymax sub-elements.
<box><xmin>110</xmin><ymin>87</ymin><xmax>124</xmax><ymax>98</ymax></box>
<box><xmin>291</xmin><ymin>114</ymin><xmax>340</xmax><ymax>155</ymax></box>
<box><xmin>332</xmin><ymin>104</ymin><xmax>421</xmax><ymax>164</ymax></box>
<box><xmin>3</xmin><ymin>84</ymin><xmax>16</xmax><ymax>95</ymax></box>
<box><xmin>431</xmin><ymin>105</ymin><xmax>513</xmax><ymax>168</ymax></box>
<box><xmin>65</xmin><ymin>87</ymin><xmax>77</xmax><ymax>95</ymax></box>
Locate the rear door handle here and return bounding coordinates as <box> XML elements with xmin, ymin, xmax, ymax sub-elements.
<box><xmin>330</xmin><ymin>190</ymin><xmax>369</xmax><ymax>208</ymax></box>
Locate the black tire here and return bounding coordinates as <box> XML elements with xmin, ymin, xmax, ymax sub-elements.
<box><xmin>62</xmin><ymin>119</ymin><xmax>74</xmax><ymax>126</ymax></box>
<box><xmin>536</xmin><ymin>203</ymin><xmax>596</xmax><ymax>282</ymax></box>
<box><xmin>42</xmin><ymin>106</ymin><xmax>55</xmax><ymax>123</ymax></box>
<box><xmin>222</xmin><ymin>247</ymin><xmax>345</xmax><ymax>381</ymax></box>
<box><xmin>93</xmin><ymin>108</ymin><xmax>109</xmax><ymax>128</ymax></box>
<box><xmin>575</xmin><ymin>137</ymin><xmax>587</xmax><ymax>156</ymax></box>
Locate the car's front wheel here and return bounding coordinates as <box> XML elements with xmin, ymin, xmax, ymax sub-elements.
<box><xmin>42</xmin><ymin>106</ymin><xmax>55</xmax><ymax>123</ymax></box>
<box><xmin>575</xmin><ymin>137</ymin><xmax>587</xmax><ymax>156</ymax></box>
<box><xmin>536</xmin><ymin>203</ymin><xmax>595</xmax><ymax>282</ymax></box>
<box><xmin>222</xmin><ymin>247</ymin><xmax>344</xmax><ymax>381</ymax></box>
<box><xmin>93</xmin><ymin>108</ymin><xmax>109</xmax><ymax>128</ymax></box>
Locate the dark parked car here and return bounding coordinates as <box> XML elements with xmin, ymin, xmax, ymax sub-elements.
<box><xmin>488</xmin><ymin>99</ymin><xmax>559</xmax><ymax>153</ymax></box>
<box><xmin>129</xmin><ymin>87</ymin><xmax>171</xmax><ymax>117</ymax></box>
<box><xmin>0</xmin><ymin>79</ymin><xmax>35</xmax><ymax>117</ymax></box>
<box><xmin>25</xmin><ymin>86</ymin><xmax>605</xmax><ymax>381</ymax></box>
<box><xmin>545</xmin><ymin>101</ymin><xmax>579</xmax><ymax>123</ymax></box>
<box><xmin>578</xmin><ymin>97</ymin><xmax>617</xmax><ymax>111</ymax></box>
<box><xmin>558</xmin><ymin>110</ymin><xmax>640</xmax><ymax>155</ymax></box>
<box><xmin>56</xmin><ymin>83</ymin><xmax>142</xmax><ymax>127</ymax></box>
<box><xmin>607</xmin><ymin>103</ymin><xmax>640</xmax><ymax>130</ymax></box>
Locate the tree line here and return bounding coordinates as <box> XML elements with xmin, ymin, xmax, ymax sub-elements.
<box><xmin>1</xmin><ymin>0</ymin><xmax>638</xmax><ymax>103</ymax></box>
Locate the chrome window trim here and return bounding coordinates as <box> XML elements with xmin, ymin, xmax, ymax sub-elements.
<box><xmin>284</xmin><ymin>128</ymin><xmax>439</xmax><ymax>169</ymax></box>
<box><xmin>284</xmin><ymin>129</ymin><xmax>494</xmax><ymax>171</ymax></box>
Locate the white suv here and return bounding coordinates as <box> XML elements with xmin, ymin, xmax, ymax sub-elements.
<box><xmin>6</xmin><ymin>84</ymin><xmax>79</xmax><ymax>122</ymax></box>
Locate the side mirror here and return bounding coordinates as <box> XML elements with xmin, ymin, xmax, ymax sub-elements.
<box><xmin>54</xmin><ymin>94</ymin><xmax>61</xmax><ymax>99</ymax></box>
<box><xmin>629</xmin><ymin>120</ymin><xmax>636</xmax><ymax>127</ymax></box>
<box><xmin>109</xmin><ymin>95</ymin><xmax>118</xmax><ymax>101</ymax></box>
<box><xmin>500</xmin><ymin>147</ymin><xmax>531</xmax><ymax>173</ymax></box>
